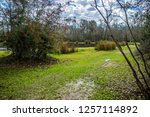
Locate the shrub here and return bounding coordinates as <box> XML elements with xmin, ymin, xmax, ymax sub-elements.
<box><xmin>95</xmin><ymin>40</ymin><xmax>116</xmax><ymax>51</ymax></box>
<box><xmin>4</xmin><ymin>21</ymin><xmax>56</xmax><ymax>60</ymax></box>
<box><xmin>59</xmin><ymin>42</ymin><xmax>76</xmax><ymax>54</ymax></box>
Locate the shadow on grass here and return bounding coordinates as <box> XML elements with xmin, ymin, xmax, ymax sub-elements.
<box><xmin>0</xmin><ymin>54</ymin><xmax>59</xmax><ymax>99</ymax></box>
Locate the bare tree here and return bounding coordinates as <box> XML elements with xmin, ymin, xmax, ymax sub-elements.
<box><xmin>100</xmin><ymin>0</ymin><xmax>114</xmax><ymax>39</ymax></box>
<box><xmin>92</xmin><ymin>0</ymin><xmax>150</xmax><ymax>99</ymax></box>
<box><xmin>116</xmin><ymin>0</ymin><xmax>150</xmax><ymax>77</ymax></box>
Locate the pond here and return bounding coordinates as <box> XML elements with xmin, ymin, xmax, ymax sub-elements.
<box><xmin>0</xmin><ymin>48</ymin><xmax>7</xmax><ymax>51</ymax></box>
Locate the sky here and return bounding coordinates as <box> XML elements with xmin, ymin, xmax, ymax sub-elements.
<box><xmin>58</xmin><ymin>0</ymin><xmax>144</xmax><ymax>26</ymax></box>
<box><xmin>0</xmin><ymin>0</ymin><xmax>10</xmax><ymax>8</ymax></box>
<box><xmin>58</xmin><ymin>0</ymin><xmax>124</xmax><ymax>25</ymax></box>
<box><xmin>0</xmin><ymin>0</ymin><xmax>140</xmax><ymax>25</ymax></box>
<box><xmin>60</xmin><ymin>0</ymin><xmax>98</xmax><ymax>20</ymax></box>
<box><xmin>57</xmin><ymin>0</ymin><xmax>105</xmax><ymax>24</ymax></box>
<box><xmin>0</xmin><ymin>0</ymin><xmax>99</xmax><ymax>20</ymax></box>
<box><xmin>0</xmin><ymin>0</ymin><xmax>106</xmax><ymax>24</ymax></box>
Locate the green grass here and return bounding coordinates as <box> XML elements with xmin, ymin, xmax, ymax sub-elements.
<box><xmin>0</xmin><ymin>51</ymin><xmax>11</xmax><ymax>57</ymax></box>
<box><xmin>0</xmin><ymin>46</ymin><xmax>136</xmax><ymax>100</ymax></box>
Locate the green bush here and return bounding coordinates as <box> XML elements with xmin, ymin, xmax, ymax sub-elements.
<box><xmin>95</xmin><ymin>40</ymin><xmax>116</xmax><ymax>51</ymax></box>
<box><xmin>4</xmin><ymin>21</ymin><xmax>56</xmax><ymax>60</ymax></box>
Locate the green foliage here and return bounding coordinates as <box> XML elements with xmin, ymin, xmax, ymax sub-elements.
<box><xmin>95</xmin><ymin>40</ymin><xmax>116</xmax><ymax>51</ymax></box>
<box><xmin>0</xmin><ymin>0</ymin><xmax>63</xmax><ymax>60</ymax></box>
<box><xmin>4</xmin><ymin>21</ymin><xmax>56</xmax><ymax>60</ymax></box>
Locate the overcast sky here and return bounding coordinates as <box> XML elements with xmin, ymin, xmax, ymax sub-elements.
<box><xmin>57</xmin><ymin>0</ymin><xmax>123</xmax><ymax>25</ymax></box>
<box><xmin>58</xmin><ymin>0</ymin><xmax>103</xmax><ymax>24</ymax></box>
<box><xmin>0</xmin><ymin>0</ymin><xmax>139</xmax><ymax>25</ymax></box>
<box><xmin>0</xmin><ymin>0</ymin><xmax>99</xmax><ymax>20</ymax></box>
<box><xmin>60</xmin><ymin>0</ymin><xmax>98</xmax><ymax>20</ymax></box>
<box><xmin>58</xmin><ymin>0</ymin><xmax>141</xmax><ymax>26</ymax></box>
<box><xmin>0</xmin><ymin>0</ymin><xmax>127</xmax><ymax>25</ymax></box>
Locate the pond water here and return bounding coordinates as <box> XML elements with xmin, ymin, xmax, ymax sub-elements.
<box><xmin>0</xmin><ymin>48</ymin><xmax>7</xmax><ymax>51</ymax></box>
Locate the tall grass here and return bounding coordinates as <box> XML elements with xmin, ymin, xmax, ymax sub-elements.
<box><xmin>95</xmin><ymin>40</ymin><xmax>116</xmax><ymax>51</ymax></box>
<box><xmin>59</xmin><ymin>42</ymin><xmax>76</xmax><ymax>54</ymax></box>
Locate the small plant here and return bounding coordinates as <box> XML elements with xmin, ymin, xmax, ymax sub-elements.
<box><xmin>95</xmin><ymin>40</ymin><xmax>116</xmax><ymax>51</ymax></box>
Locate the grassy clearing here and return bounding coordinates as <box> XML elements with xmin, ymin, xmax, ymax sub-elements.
<box><xmin>0</xmin><ymin>46</ymin><xmax>138</xmax><ymax>100</ymax></box>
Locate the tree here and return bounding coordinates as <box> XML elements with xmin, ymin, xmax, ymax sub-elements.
<box><xmin>5</xmin><ymin>20</ymin><xmax>56</xmax><ymax>59</ymax></box>
<box><xmin>88</xmin><ymin>20</ymin><xmax>97</xmax><ymax>41</ymax></box>
<box><xmin>93</xmin><ymin>0</ymin><xmax>150</xmax><ymax>99</ymax></box>
<box><xmin>80</xmin><ymin>19</ymin><xmax>89</xmax><ymax>41</ymax></box>
<box><xmin>0</xmin><ymin>0</ymin><xmax>64</xmax><ymax>59</ymax></box>
<box><xmin>140</xmin><ymin>11</ymin><xmax>150</xmax><ymax>58</ymax></box>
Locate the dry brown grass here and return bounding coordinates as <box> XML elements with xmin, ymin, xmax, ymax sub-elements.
<box><xmin>60</xmin><ymin>42</ymin><xmax>76</xmax><ymax>54</ymax></box>
<box><xmin>95</xmin><ymin>40</ymin><xmax>116</xmax><ymax>51</ymax></box>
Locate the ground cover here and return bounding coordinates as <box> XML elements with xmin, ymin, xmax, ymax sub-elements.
<box><xmin>0</xmin><ymin>46</ymin><xmax>140</xmax><ymax>100</ymax></box>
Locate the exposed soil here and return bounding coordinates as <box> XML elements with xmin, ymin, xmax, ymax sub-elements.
<box><xmin>58</xmin><ymin>77</ymin><xmax>95</xmax><ymax>100</ymax></box>
<box><xmin>102</xmin><ymin>62</ymin><xmax>119</xmax><ymax>67</ymax></box>
<box><xmin>102</xmin><ymin>59</ymin><xmax>119</xmax><ymax>68</ymax></box>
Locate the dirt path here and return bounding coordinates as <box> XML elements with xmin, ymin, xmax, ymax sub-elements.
<box><xmin>102</xmin><ymin>59</ymin><xmax>119</xmax><ymax>68</ymax></box>
<box><xmin>57</xmin><ymin>59</ymin><xmax>120</xmax><ymax>100</ymax></box>
<box><xmin>57</xmin><ymin>75</ymin><xmax>95</xmax><ymax>100</ymax></box>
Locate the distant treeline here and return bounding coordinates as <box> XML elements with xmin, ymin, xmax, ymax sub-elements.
<box><xmin>60</xmin><ymin>19</ymin><xmax>142</xmax><ymax>43</ymax></box>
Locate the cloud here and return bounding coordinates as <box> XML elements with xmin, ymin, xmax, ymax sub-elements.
<box><xmin>61</xmin><ymin>0</ymin><xmax>99</xmax><ymax>21</ymax></box>
<box><xmin>0</xmin><ymin>0</ymin><xmax>125</xmax><ymax>25</ymax></box>
<box><xmin>76</xmin><ymin>0</ymin><xmax>88</xmax><ymax>6</ymax></box>
<box><xmin>87</xmin><ymin>7</ymin><xmax>96</xmax><ymax>11</ymax></box>
<box><xmin>60</xmin><ymin>0</ymin><xmax>127</xmax><ymax>25</ymax></box>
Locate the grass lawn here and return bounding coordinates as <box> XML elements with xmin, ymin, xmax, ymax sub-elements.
<box><xmin>0</xmin><ymin>46</ymin><xmax>138</xmax><ymax>100</ymax></box>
